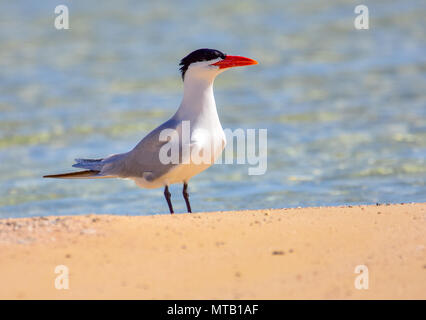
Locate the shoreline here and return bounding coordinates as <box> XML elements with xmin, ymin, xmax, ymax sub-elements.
<box><xmin>0</xmin><ymin>203</ymin><xmax>425</xmax><ymax>299</ymax></box>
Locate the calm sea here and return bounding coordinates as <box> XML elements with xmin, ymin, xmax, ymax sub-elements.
<box><xmin>0</xmin><ymin>0</ymin><xmax>425</xmax><ymax>217</ymax></box>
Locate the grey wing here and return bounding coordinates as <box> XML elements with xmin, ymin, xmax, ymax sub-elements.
<box><xmin>101</xmin><ymin>118</ymin><xmax>183</xmax><ymax>181</ymax></box>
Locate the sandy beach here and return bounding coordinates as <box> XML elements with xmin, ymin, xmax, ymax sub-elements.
<box><xmin>0</xmin><ymin>203</ymin><xmax>425</xmax><ymax>299</ymax></box>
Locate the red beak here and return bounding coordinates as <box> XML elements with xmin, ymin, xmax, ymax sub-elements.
<box><xmin>211</xmin><ymin>55</ymin><xmax>258</xmax><ymax>69</ymax></box>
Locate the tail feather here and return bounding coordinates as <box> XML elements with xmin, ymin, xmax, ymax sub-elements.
<box><xmin>45</xmin><ymin>154</ymin><xmax>122</xmax><ymax>179</ymax></box>
<box><xmin>72</xmin><ymin>158</ymin><xmax>104</xmax><ymax>170</ymax></box>
<box><xmin>43</xmin><ymin>170</ymin><xmax>102</xmax><ymax>179</ymax></box>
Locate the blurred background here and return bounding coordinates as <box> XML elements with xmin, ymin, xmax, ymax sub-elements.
<box><xmin>0</xmin><ymin>0</ymin><xmax>425</xmax><ymax>217</ymax></box>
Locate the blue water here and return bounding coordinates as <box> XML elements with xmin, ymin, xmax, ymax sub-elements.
<box><xmin>0</xmin><ymin>0</ymin><xmax>425</xmax><ymax>217</ymax></box>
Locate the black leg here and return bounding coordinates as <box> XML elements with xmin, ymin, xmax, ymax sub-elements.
<box><xmin>164</xmin><ymin>185</ymin><xmax>174</xmax><ymax>214</ymax></box>
<box><xmin>183</xmin><ymin>182</ymin><xmax>192</xmax><ymax>213</ymax></box>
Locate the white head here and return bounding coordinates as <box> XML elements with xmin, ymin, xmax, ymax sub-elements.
<box><xmin>179</xmin><ymin>48</ymin><xmax>258</xmax><ymax>84</ymax></box>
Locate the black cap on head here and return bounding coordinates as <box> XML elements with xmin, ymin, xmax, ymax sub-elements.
<box><xmin>179</xmin><ymin>48</ymin><xmax>226</xmax><ymax>80</ymax></box>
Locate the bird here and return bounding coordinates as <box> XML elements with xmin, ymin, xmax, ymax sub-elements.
<box><xmin>44</xmin><ymin>48</ymin><xmax>258</xmax><ymax>214</ymax></box>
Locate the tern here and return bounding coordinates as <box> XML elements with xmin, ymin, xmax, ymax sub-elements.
<box><xmin>44</xmin><ymin>48</ymin><xmax>258</xmax><ymax>214</ymax></box>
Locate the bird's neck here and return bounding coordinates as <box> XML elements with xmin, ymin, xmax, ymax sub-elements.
<box><xmin>173</xmin><ymin>75</ymin><xmax>220</xmax><ymax>124</ymax></box>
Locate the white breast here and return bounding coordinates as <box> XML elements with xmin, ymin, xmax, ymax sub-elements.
<box><xmin>133</xmin><ymin>64</ymin><xmax>226</xmax><ymax>189</ymax></box>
